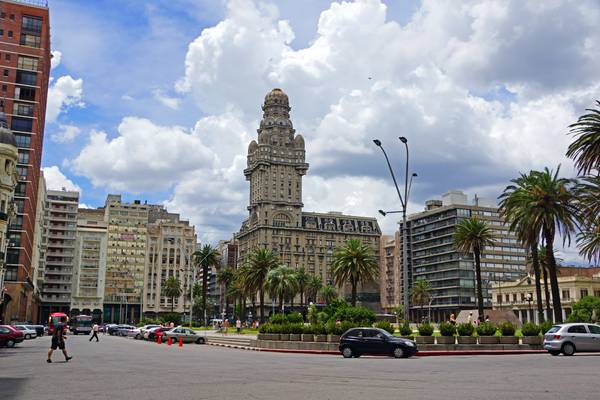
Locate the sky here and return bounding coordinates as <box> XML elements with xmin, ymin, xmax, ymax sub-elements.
<box><xmin>43</xmin><ymin>0</ymin><xmax>600</xmax><ymax>264</ymax></box>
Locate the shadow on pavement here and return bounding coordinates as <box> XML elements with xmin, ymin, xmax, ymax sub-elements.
<box><xmin>0</xmin><ymin>377</ymin><xmax>28</xmax><ymax>398</ymax></box>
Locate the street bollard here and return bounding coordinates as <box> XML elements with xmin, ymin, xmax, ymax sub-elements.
<box><xmin>157</xmin><ymin>334</ymin><xmax>162</xmax><ymax>344</ymax></box>
<box><xmin>167</xmin><ymin>337</ymin><xmax>172</xmax><ymax>346</ymax></box>
<box><xmin>179</xmin><ymin>336</ymin><xmax>183</xmax><ymax>347</ymax></box>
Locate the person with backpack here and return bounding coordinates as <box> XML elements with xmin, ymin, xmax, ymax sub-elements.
<box><xmin>47</xmin><ymin>318</ymin><xmax>72</xmax><ymax>363</ymax></box>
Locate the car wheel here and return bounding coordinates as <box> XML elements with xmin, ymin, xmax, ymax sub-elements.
<box><xmin>341</xmin><ymin>346</ymin><xmax>353</xmax><ymax>358</ymax></box>
<box><xmin>25</xmin><ymin>334</ymin><xmax>30</xmax><ymax>340</ymax></box>
<box><xmin>196</xmin><ymin>338</ymin><xmax>205</xmax><ymax>344</ymax></box>
<box><xmin>6</xmin><ymin>339</ymin><xmax>15</xmax><ymax>348</ymax></box>
<box><xmin>393</xmin><ymin>347</ymin><xmax>405</xmax><ymax>359</ymax></box>
<box><xmin>548</xmin><ymin>350</ymin><xmax>560</xmax><ymax>356</ymax></box>
<box><xmin>562</xmin><ymin>342</ymin><xmax>576</xmax><ymax>356</ymax></box>
<box><xmin>135</xmin><ymin>334</ymin><xmax>141</xmax><ymax>340</ymax></box>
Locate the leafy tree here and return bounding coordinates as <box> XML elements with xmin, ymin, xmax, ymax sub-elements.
<box><xmin>294</xmin><ymin>267</ymin><xmax>310</xmax><ymax>308</ymax></box>
<box><xmin>306</xmin><ymin>275</ymin><xmax>323</xmax><ymax>304</ymax></box>
<box><xmin>245</xmin><ymin>248</ymin><xmax>279</xmax><ymax>321</ymax></box>
<box><xmin>319</xmin><ymin>285</ymin><xmax>338</xmax><ymax>305</ymax></box>
<box><xmin>162</xmin><ymin>276</ymin><xmax>182</xmax><ymax>313</ymax></box>
<box><xmin>567</xmin><ymin>296</ymin><xmax>600</xmax><ymax>323</ymax></box>
<box><xmin>193</xmin><ymin>244</ymin><xmax>220</xmax><ymax>325</ymax></box>
<box><xmin>454</xmin><ymin>217</ymin><xmax>494</xmax><ymax>318</ymax></box>
<box><xmin>331</xmin><ymin>239</ymin><xmax>379</xmax><ymax>307</ymax></box>
<box><xmin>217</xmin><ymin>266</ymin><xmax>235</xmax><ymax>317</ymax></box>
<box><xmin>567</xmin><ymin>100</ymin><xmax>600</xmax><ymax>176</ymax></box>
<box><xmin>265</xmin><ymin>266</ymin><xmax>299</xmax><ymax>311</ymax></box>
<box><xmin>391</xmin><ymin>305</ymin><xmax>405</xmax><ymax>324</ymax></box>
<box><xmin>411</xmin><ymin>279</ymin><xmax>431</xmax><ymax>322</ymax></box>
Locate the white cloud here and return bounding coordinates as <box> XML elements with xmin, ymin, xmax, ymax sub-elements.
<box><xmin>42</xmin><ymin>166</ymin><xmax>81</xmax><ymax>192</ymax></box>
<box><xmin>46</xmin><ymin>75</ymin><xmax>84</xmax><ymax>123</ymax></box>
<box><xmin>50</xmin><ymin>124</ymin><xmax>81</xmax><ymax>143</ymax></box>
<box><xmin>51</xmin><ymin>50</ymin><xmax>62</xmax><ymax>69</ymax></box>
<box><xmin>152</xmin><ymin>89</ymin><xmax>181</xmax><ymax>110</ymax></box>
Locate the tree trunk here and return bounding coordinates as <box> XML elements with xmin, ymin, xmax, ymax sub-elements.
<box><xmin>351</xmin><ymin>279</ymin><xmax>357</xmax><ymax>307</ymax></box>
<box><xmin>530</xmin><ymin>244</ymin><xmax>545</xmax><ymax>323</ymax></box>
<box><xmin>279</xmin><ymin>296</ymin><xmax>283</xmax><ymax>313</ymax></box>
<box><xmin>300</xmin><ymin>289</ymin><xmax>304</xmax><ymax>309</ymax></box>
<box><xmin>474</xmin><ymin>247</ymin><xmax>485</xmax><ymax>318</ymax></box>
<box><xmin>544</xmin><ymin>227</ymin><xmax>563</xmax><ymax>323</ymax></box>
<box><xmin>201</xmin><ymin>264</ymin><xmax>209</xmax><ymax>326</ymax></box>
<box><xmin>543</xmin><ymin>268</ymin><xmax>552</xmax><ymax>321</ymax></box>
<box><xmin>259</xmin><ymin>289</ymin><xmax>265</xmax><ymax>322</ymax></box>
<box><xmin>171</xmin><ymin>296</ymin><xmax>174</xmax><ymax>313</ymax></box>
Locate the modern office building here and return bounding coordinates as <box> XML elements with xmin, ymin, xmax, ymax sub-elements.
<box><xmin>381</xmin><ymin>190</ymin><xmax>527</xmax><ymax>321</ymax></box>
<box><xmin>30</xmin><ymin>168</ymin><xmax>44</xmax><ymax>313</ymax></box>
<box><xmin>236</xmin><ymin>89</ymin><xmax>381</xmax><ymax>309</ymax></box>
<box><xmin>0</xmin><ymin>0</ymin><xmax>51</xmax><ymax>323</ymax></box>
<box><xmin>0</xmin><ymin>112</ymin><xmax>18</xmax><ymax>323</ymax></box>
<box><xmin>102</xmin><ymin>195</ymin><xmax>149</xmax><ymax>324</ymax></box>
<box><xmin>143</xmin><ymin>206</ymin><xmax>196</xmax><ymax>319</ymax></box>
<box><xmin>70</xmin><ymin>208</ymin><xmax>107</xmax><ymax>322</ymax></box>
<box><xmin>492</xmin><ymin>266</ymin><xmax>600</xmax><ymax>324</ymax></box>
<box><xmin>38</xmin><ymin>190</ymin><xmax>79</xmax><ymax>323</ymax></box>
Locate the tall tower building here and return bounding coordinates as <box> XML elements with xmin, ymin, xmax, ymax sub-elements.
<box><xmin>0</xmin><ymin>0</ymin><xmax>51</xmax><ymax>323</ymax></box>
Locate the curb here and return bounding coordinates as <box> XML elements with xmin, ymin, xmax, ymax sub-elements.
<box><xmin>206</xmin><ymin>342</ymin><xmax>546</xmax><ymax>357</ymax></box>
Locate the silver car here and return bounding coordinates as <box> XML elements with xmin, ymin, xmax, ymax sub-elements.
<box><xmin>543</xmin><ymin>323</ymin><xmax>600</xmax><ymax>356</ymax></box>
<box><xmin>163</xmin><ymin>327</ymin><xmax>206</xmax><ymax>344</ymax></box>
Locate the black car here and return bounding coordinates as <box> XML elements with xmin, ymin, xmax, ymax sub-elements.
<box><xmin>27</xmin><ymin>325</ymin><xmax>44</xmax><ymax>337</ymax></box>
<box><xmin>339</xmin><ymin>327</ymin><xmax>418</xmax><ymax>358</ymax></box>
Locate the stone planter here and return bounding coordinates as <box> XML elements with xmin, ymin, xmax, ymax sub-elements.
<box><xmin>279</xmin><ymin>334</ymin><xmax>290</xmax><ymax>341</ymax></box>
<box><xmin>266</xmin><ymin>333</ymin><xmax>281</xmax><ymax>341</ymax></box>
<box><xmin>457</xmin><ymin>336</ymin><xmax>477</xmax><ymax>344</ymax></box>
<box><xmin>521</xmin><ymin>336</ymin><xmax>542</xmax><ymax>345</ymax></box>
<box><xmin>301</xmin><ymin>334</ymin><xmax>314</xmax><ymax>342</ymax></box>
<box><xmin>400</xmin><ymin>336</ymin><xmax>414</xmax><ymax>341</ymax></box>
<box><xmin>314</xmin><ymin>334</ymin><xmax>327</xmax><ymax>342</ymax></box>
<box><xmin>327</xmin><ymin>334</ymin><xmax>341</xmax><ymax>343</ymax></box>
<box><xmin>478</xmin><ymin>336</ymin><xmax>500</xmax><ymax>345</ymax></box>
<box><xmin>436</xmin><ymin>336</ymin><xmax>456</xmax><ymax>345</ymax></box>
<box><xmin>289</xmin><ymin>334</ymin><xmax>301</xmax><ymax>341</ymax></box>
<box><xmin>499</xmin><ymin>336</ymin><xmax>518</xmax><ymax>344</ymax></box>
<box><xmin>257</xmin><ymin>333</ymin><xmax>267</xmax><ymax>340</ymax></box>
<box><xmin>416</xmin><ymin>336</ymin><xmax>435</xmax><ymax>344</ymax></box>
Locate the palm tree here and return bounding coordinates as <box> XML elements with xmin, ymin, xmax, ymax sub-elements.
<box><xmin>320</xmin><ymin>285</ymin><xmax>338</xmax><ymax>305</ymax></box>
<box><xmin>499</xmin><ymin>171</ymin><xmax>546</xmax><ymax>322</ymax></box>
<box><xmin>306</xmin><ymin>275</ymin><xmax>323</xmax><ymax>304</ymax></box>
<box><xmin>193</xmin><ymin>244</ymin><xmax>220</xmax><ymax>325</ymax></box>
<box><xmin>574</xmin><ymin>176</ymin><xmax>600</xmax><ymax>263</ymax></box>
<box><xmin>577</xmin><ymin>217</ymin><xmax>600</xmax><ymax>264</ymax></box>
<box><xmin>331</xmin><ymin>239</ymin><xmax>379</xmax><ymax>307</ymax></box>
<box><xmin>295</xmin><ymin>267</ymin><xmax>310</xmax><ymax>308</ymax></box>
<box><xmin>245</xmin><ymin>248</ymin><xmax>279</xmax><ymax>321</ymax></box>
<box><xmin>411</xmin><ymin>279</ymin><xmax>431</xmax><ymax>323</ymax></box>
<box><xmin>266</xmin><ymin>266</ymin><xmax>298</xmax><ymax>312</ymax></box>
<box><xmin>163</xmin><ymin>276</ymin><xmax>182</xmax><ymax>313</ymax></box>
<box><xmin>454</xmin><ymin>217</ymin><xmax>494</xmax><ymax>318</ymax></box>
<box><xmin>567</xmin><ymin>100</ymin><xmax>600</xmax><ymax>175</ymax></box>
<box><xmin>217</xmin><ymin>267</ymin><xmax>235</xmax><ymax>318</ymax></box>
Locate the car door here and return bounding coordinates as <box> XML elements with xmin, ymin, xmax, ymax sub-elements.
<box><xmin>363</xmin><ymin>329</ymin><xmax>387</xmax><ymax>354</ymax></box>
<box><xmin>586</xmin><ymin>325</ymin><xmax>600</xmax><ymax>351</ymax></box>
<box><xmin>566</xmin><ymin>325</ymin><xmax>592</xmax><ymax>351</ymax></box>
<box><xmin>184</xmin><ymin>329</ymin><xmax>195</xmax><ymax>343</ymax></box>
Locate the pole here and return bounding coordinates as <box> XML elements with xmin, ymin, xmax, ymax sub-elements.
<box><xmin>401</xmin><ymin>140</ymin><xmax>410</xmax><ymax>317</ymax></box>
<box><xmin>189</xmin><ymin>254</ymin><xmax>194</xmax><ymax>327</ymax></box>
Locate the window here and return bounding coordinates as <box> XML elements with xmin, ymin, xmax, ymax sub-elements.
<box><xmin>15</xmin><ymin>182</ymin><xmax>26</xmax><ymax>196</ymax></box>
<box><xmin>17</xmin><ymin>56</ymin><xmax>38</xmax><ymax>71</ymax></box>
<box><xmin>562</xmin><ymin>290</ymin><xmax>570</xmax><ymax>300</ymax></box>
<box><xmin>15</xmin><ymin>85</ymin><xmax>37</xmax><ymax>100</ymax></box>
<box><xmin>14</xmin><ymin>135</ymin><xmax>31</xmax><ymax>148</ymax></box>
<box><xmin>22</xmin><ymin>16</ymin><xmax>43</xmax><ymax>34</ymax></box>
<box><xmin>588</xmin><ymin>325</ymin><xmax>600</xmax><ymax>334</ymax></box>
<box><xmin>16</xmin><ymin>70</ymin><xmax>37</xmax><ymax>85</ymax></box>
<box><xmin>8</xmin><ymin>30</ymin><xmax>13</xmax><ymax>38</ymax></box>
<box><xmin>13</xmin><ymin>102</ymin><xmax>34</xmax><ymax>117</ymax></box>
<box><xmin>4</xmin><ymin>267</ymin><xmax>17</xmax><ymax>281</ymax></box>
<box><xmin>580</xmin><ymin>289</ymin><xmax>589</xmax><ymax>298</ymax></box>
<box><xmin>5</xmin><ymin>54</ymin><xmax>10</xmax><ymax>61</ymax></box>
<box><xmin>595</xmin><ymin>290</ymin><xmax>600</xmax><ymax>298</ymax></box>
<box><xmin>1</xmin><ymin>84</ymin><xmax>6</xmax><ymax>92</ymax></box>
<box><xmin>11</xmin><ymin>117</ymin><xmax>33</xmax><ymax>132</ymax></box>
<box><xmin>0</xmin><ymin>29</ymin><xmax>3</xmax><ymax>36</ymax></box>
<box><xmin>9</xmin><ymin>232</ymin><xmax>21</xmax><ymax>247</ymax></box>
<box><xmin>3</xmin><ymin>69</ymin><xmax>8</xmax><ymax>77</ymax></box>
<box><xmin>14</xmin><ymin>199</ymin><xmax>24</xmax><ymax>213</ymax></box>
<box><xmin>20</xmin><ymin>33</ymin><xmax>41</xmax><ymax>48</ymax></box>
<box><xmin>18</xmin><ymin>150</ymin><xmax>30</xmax><ymax>164</ymax></box>
<box><xmin>567</xmin><ymin>325</ymin><xmax>587</xmax><ymax>334</ymax></box>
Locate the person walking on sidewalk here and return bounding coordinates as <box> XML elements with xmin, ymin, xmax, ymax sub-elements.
<box><xmin>89</xmin><ymin>323</ymin><xmax>99</xmax><ymax>342</ymax></box>
<box><xmin>236</xmin><ymin>318</ymin><xmax>242</xmax><ymax>334</ymax></box>
<box><xmin>47</xmin><ymin>319</ymin><xmax>72</xmax><ymax>363</ymax></box>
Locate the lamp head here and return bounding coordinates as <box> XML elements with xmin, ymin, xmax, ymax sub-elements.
<box><xmin>412</xmin><ymin>173</ymin><xmax>418</xmax><ymax>177</ymax></box>
<box><xmin>378</xmin><ymin>210</ymin><xmax>387</xmax><ymax>216</ymax></box>
<box><xmin>373</xmin><ymin>139</ymin><xmax>382</xmax><ymax>146</ymax></box>
<box><xmin>399</xmin><ymin>136</ymin><xmax>407</xmax><ymax>143</ymax></box>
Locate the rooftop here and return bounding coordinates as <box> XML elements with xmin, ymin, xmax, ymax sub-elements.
<box><xmin>4</xmin><ymin>0</ymin><xmax>48</xmax><ymax>9</ymax></box>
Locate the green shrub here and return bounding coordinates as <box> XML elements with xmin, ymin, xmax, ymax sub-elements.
<box><xmin>269</xmin><ymin>313</ymin><xmax>288</xmax><ymax>325</ymax></box>
<box><xmin>399</xmin><ymin>321</ymin><xmax>413</xmax><ymax>336</ymax></box>
<box><xmin>287</xmin><ymin>312</ymin><xmax>303</xmax><ymax>324</ymax></box>
<box><xmin>339</xmin><ymin>320</ymin><xmax>358</xmax><ymax>335</ymax></box>
<box><xmin>313</xmin><ymin>323</ymin><xmax>327</xmax><ymax>335</ymax></box>
<box><xmin>456</xmin><ymin>323</ymin><xmax>474</xmax><ymax>336</ymax></box>
<box><xmin>566</xmin><ymin>296</ymin><xmax>600</xmax><ymax>323</ymax></box>
<box><xmin>333</xmin><ymin>306</ymin><xmax>376</xmax><ymax>324</ymax></box>
<box><xmin>289</xmin><ymin>323</ymin><xmax>304</xmax><ymax>334</ymax></box>
<box><xmin>302</xmin><ymin>324</ymin><xmax>315</xmax><ymax>334</ymax></box>
<box><xmin>374</xmin><ymin>320</ymin><xmax>395</xmax><ymax>335</ymax></box>
<box><xmin>539</xmin><ymin>320</ymin><xmax>553</xmax><ymax>335</ymax></box>
<box><xmin>325</xmin><ymin>320</ymin><xmax>346</xmax><ymax>335</ymax></box>
<box><xmin>317</xmin><ymin>312</ymin><xmax>329</xmax><ymax>325</ymax></box>
<box><xmin>258</xmin><ymin>323</ymin><xmax>270</xmax><ymax>334</ymax></box>
<box><xmin>521</xmin><ymin>322</ymin><xmax>541</xmax><ymax>336</ymax></box>
<box><xmin>476</xmin><ymin>322</ymin><xmax>497</xmax><ymax>336</ymax></box>
<box><xmin>499</xmin><ymin>321</ymin><xmax>515</xmax><ymax>336</ymax></box>
<box><xmin>439</xmin><ymin>321</ymin><xmax>456</xmax><ymax>336</ymax></box>
<box><xmin>160</xmin><ymin>313</ymin><xmax>181</xmax><ymax>325</ymax></box>
<box><xmin>307</xmin><ymin>303</ymin><xmax>318</xmax><ymax>325</ymax></box>
<box><xmin>418</xmin><ymin>323</ymin><xmax>434</xmax><ymax>336</ymax></box>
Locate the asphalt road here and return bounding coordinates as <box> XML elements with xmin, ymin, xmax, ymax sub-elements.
<box><xmin>1</xmin><ymin>334</ymin><xmax>599</xmax><ymax>400</ymax></box>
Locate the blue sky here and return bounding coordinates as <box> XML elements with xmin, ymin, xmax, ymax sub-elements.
<box><xmin>43</xmin><ymin>0</ymin><xmax>600</xmax><ymax>263</ymax></box>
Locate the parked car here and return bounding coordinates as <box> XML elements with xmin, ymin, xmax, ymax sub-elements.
<box><xmin>115</xmin><ymin>325</ymin><xmax>137</xmax><ymax>337</ymax></box>
<box><xmin>146</xmin><ymin>326</ymin><xmax>172</xmax><ymax>341</ymax></box>
<box><xmin>134</xmin><ymin>325</ymin><xmax>160</xmax><ymax>340</ymax></box>
<box><xmin>13</xmin><ymin>325</ymin><xmax>38</xmax><ymax>340</ymax></box>
<box><xmin>106</xmin><ymin>324</ymin><xmax>122</xmax><ymax>335</ymax></box>
<box><xmin>543</xmin><ymin>323</ymin><xmax>600</xmax><ymax>356</ymax></box>
<box><xmin>27</xmin><ymin>325</ymin><xmax>44</xmax><ymax>337</ymax></box>
<box><xmin>163</xmin><ymin>327</ymin><xmax>206</xmax><ymax>344</ymax></box>
<box><xmin>339</xmin><ymin>327</ymin><xmax>418</xmax><ymax>358</ymax></box>
<box><xmin>0</xmin><ymin>325</ymin><xmax>25</xmax><ymax>347</ymax></box>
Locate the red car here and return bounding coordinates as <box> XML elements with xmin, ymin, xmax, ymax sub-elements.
<box><xmin>0</xmin><ymin>325</ymin><xmax>25</xmax><ymax>347</ymax></box>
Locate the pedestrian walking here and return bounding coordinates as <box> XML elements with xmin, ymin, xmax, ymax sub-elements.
<box><xmin>89</xmin><ymin>323</ymin><xmax>100</xmax><ymax>342</ymax></box>
<box><xmin>449</xmin><ymin>313</ymin><xmax>456</xmax><ymax>325</ymax></box>
<box><xmin>236</xmin><ymin>318</ymin><xmax>242</xmax><ymax>333</ymax></box>
<box><xmin>223</xmin><ymin>319</ymin><xmax>229</xmax><ymax>335</ymax></box>
<box><xmin>485</xmin><ymin>315</ymin><xmax>490</xmax><ymax>323</ymax></box>
<box><xmin>467</xmin><ymin>312</ymin><xmax>473</xmax><ymax>325</ymax></box>
<box><xmin>47</xmin><ymin>318</ymin><xmax>72</xmax><ymax>363</ymax></box>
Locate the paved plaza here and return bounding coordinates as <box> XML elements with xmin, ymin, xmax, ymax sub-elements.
<box><xmin>1</xmin><ymin>334</ymin><xmax>599</xmax><ymax>400</ymax></box>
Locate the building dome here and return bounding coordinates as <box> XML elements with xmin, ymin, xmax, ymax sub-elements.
<box><xmin>248</xmin><ymin>140</ymin><xmax>258</xmax><ymax>153</ymax></box>
<box><xmin>264</xmin><ymin>88</ymin><xmax>289</xmax><ymax>108</ymax></box>
<box><xmin>0</xmin><ymin>113</ymin><xmax>17</xmax><ymax>147</ymax></box>
<box><xmin>293</xmin><ymin>134</ymin><xmax>305</xmax><ymax>149</ymax></box>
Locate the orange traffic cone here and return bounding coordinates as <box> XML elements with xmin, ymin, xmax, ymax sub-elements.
<box><xmin>178</xmin><ymin>336</ymin><xmax>183</xmax><ymax>347</ymax></box>
<box><xmin>157</xmin><ymin>334</ymin><xmax>162</xmax><ymax>344</ymax></box>
<box><xmin>167</xmin><ymin>337</ymin><xmax>172</xmax><ymax>346</ymax></box>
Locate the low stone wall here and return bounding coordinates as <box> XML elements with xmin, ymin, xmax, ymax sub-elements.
<box><xmin>257</xmin><ymin>340</ymin><xmax>339</xmax><ymax>352</ymax></box>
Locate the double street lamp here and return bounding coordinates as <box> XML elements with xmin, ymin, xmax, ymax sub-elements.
<box><xmin>373</xmin><ymin>137</ymin><xmax>416</xmax><ymax>316</ymax></box>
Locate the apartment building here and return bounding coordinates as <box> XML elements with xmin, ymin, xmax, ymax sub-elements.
<box><xmin>38</xmin><ymin>190</ymin><xmax>79</xmax><ymax>323</ymax></box>
<box><xmin>0</xmin><ymin>0</ymin><xmax>51</xmax><ymax>323</ymax></box>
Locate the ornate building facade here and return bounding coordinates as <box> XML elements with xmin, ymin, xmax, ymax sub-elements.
<box><xmin>236</xmin><ymin>89</ymin><xmax>381</xmax><ymax>309</ymax></box>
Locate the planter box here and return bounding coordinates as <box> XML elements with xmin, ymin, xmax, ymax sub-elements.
<box><xmin>267</xmin><ymin>333</ymin><xmax>281</xmax><ymax>341</ymax></box>
<box><xmin>457</xmin><ymin>336</ymin><xmax>477</xmax><ymax>344</ymax></box>
<box><xmin>521</xmin><ymin>336</ymin><xmax>542</xmax><ymax>345</ymax></box>
<box><xmin>289</xmin><ymin>334</ymin><xmax>301</xmax><ymax>341</ymax></box>
<box><xmin>478</xmin><ymin>336</ymin><xmax>500</xmax><ymax>345</ymax></box>
<box><xmin>257</xmin><ymin>333</ymin><xmax>267</xmax><ymax>340</ymax></box>
<box><xmin>301</xmin><ymin>334</ymin><xmax>314</xmax><ymax>342</ymax></box>
<box><xmin>327</xmin><ymin>334</ymin><xmax>341</xmax><ymax>343</ymax></box>
<box><xmin>499</xmin><ymin>336</ymin><xmax>518</xmax><ymax>345</ymax></box>
<box><xmin>314</xmin><ymin>334</ymin><xmax>327</xmax><ymax>342</ymax></box>
<box><xmin>400</xmin><ymin>336</ymin><xmax>414</xmax><ymax>340</ymax></box>
<box><xmin>279</xmin><ymin>334</ymin><xmax>290</xmax><ymax>341</ymax></box>
<box><xmin>436</xmin><ymin>336</ymin><xmax>456</xmax><ymax>345</ymax></box>
<box><xmin>416</xmin><ymin>336</ymin><xmax>435</xmax><ymax>344</ymax></box>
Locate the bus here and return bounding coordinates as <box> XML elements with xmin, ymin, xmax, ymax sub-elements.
<box><xmin>48</xmin><ymin>312</ymin><xmax>69</xmax><ymax>335</ymax></box>
<box><xmin>71</xmin><ymin>315</ymin><xmax>93</xmax><ymax>335</ymax></box>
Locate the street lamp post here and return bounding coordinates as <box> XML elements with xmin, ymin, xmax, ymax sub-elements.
<box><xmin>374</xmin><ymin>137</ymin><xmax>416</xmax><ymax>318</ymax></box>
<box><xmin>526</xmin><ymin>293</ymin><xmax>533</xmax><ymax>323</ymax></box>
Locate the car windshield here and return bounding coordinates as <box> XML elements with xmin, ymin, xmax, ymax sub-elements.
<box><xmin>376</xmin><ymin>328</ymin><xmax>392</xmax><ymax>337</ymax></box>
<box><xmin>15</xmin><ymin>326</ymin><xmax>25</xmax><ymax>330</ymax></box>
<box><xmin>546</xmin><ymin>326</ymin><xmax>561</xmax><ymax>334</ymax></box>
